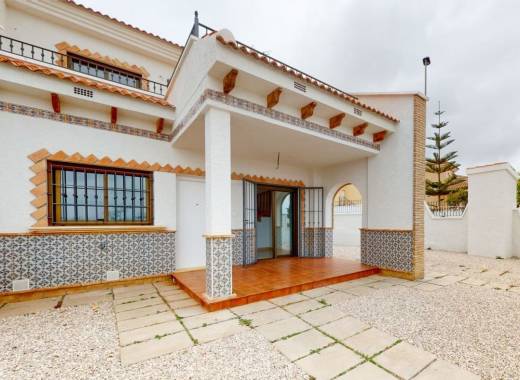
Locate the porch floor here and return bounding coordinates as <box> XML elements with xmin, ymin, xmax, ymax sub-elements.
<box><xmin>173</xmin><ymin>257</ymin><xmax>380</xmax><ymax>311</ymax></box>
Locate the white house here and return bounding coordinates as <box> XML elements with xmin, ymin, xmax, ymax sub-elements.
<box><xmin>0</xmin><ymin>1</ymin><xmax>426</xmax><ymax>302</ymax></box>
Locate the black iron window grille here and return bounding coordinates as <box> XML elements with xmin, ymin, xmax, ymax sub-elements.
<box><xmin>0</xmin><ymin>35</ymin><xmax>168</xmax><ymax>95</ymax></box>
<box><xmin>47</xmin><ymin>162</ymin><xmax>153</xmax><ymax>225</ymax></box>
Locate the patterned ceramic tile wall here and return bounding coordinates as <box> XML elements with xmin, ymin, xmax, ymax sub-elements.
<box><xmin>205</xmin><ymin>237</ymin><xmax>233</xmax><ymax>299</ymax></box>
<box><xmin>325</xmin><ymin>229</ymin><xmax>333</xmax><ymax>258</ymax></box>
<box><xmin>360</xmin><ymin>229</ymin><xmax>413</xmax><ymax>272</ymax></box>
<box><xmin>231</xmin><ymin>229</ymin><xmax>243</xmax><ymax>266</ymax></box>
<box><xmin>300</xmin><ymin>227</ymin><xmax>326</xmax><ymax>258</ymax></box>
<box><xmin>0</xmin><ymin>232</ymin><xmax>175</xmax><ymax>292</ymax></box>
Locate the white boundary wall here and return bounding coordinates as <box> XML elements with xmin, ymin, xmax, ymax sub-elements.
<box><xmin>424</xmin><ymin>205</ymin><xmax>467</xmax><ymax>252</ymax></box>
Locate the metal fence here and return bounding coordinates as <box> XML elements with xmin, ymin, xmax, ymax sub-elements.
<box><xmin>427</xmin><ymin>202</ymin><xmax>466</xmax><ymax>217</ymax></box>
<box><xmin>334</xmin><ymin>200</ymin><xmax>362</xmax><ymax>215</ymax></box>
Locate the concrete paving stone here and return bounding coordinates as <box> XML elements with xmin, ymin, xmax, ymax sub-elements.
<box><xmin>284</xmin><ymin>299</ymin><xmax>325</xmax><ymax>315</ymax></box>
<box><xmin>415</xmin><ymin>283</ymin><xmax>444</xmax><ymax>292</ymax></box>
<box><xmin>114</xmin><ymin>293</ymin><xmax>159</xmax><ymax>305</ymax></box>
<box><xmin>119</xmin><ymin>320</ymin><xmax>184</xmax><ymax>346</ymax></box>
<box><xmin>270</xmin><ymin>293</ymin><xmax>309</xmax><ymax>306</ymax></box>
<box><xmin>319</xmin><ymin>316</ymin><xmax>369</xmax><ymax>340</ymax></box>
<box><xmin>114</xmin><ymin>297</ymin><xmax>164</xmax><ymax>313</ymax></box>
<box><xmin>337</xmin><ymin>362</ymin><xmax>397</xmax><ymax>379</ymax></box>
<box><xmin>420</xmin><ymin>272</ymin><xmax>448</xmax><ymax>281</ymax></box>
<box><xmin>118</xmin><ymin>311</ymin><xmax>176</xmax><ymax>332</ymax></box>
<box><xmin>113</xmin><ymin>284</ymin><xmax>155</xmax><ymax>296</ymax></box>
<box><xmin>369</xmin><ymin>281</ymin><xmax>395</xmax><ymax>289</ymax></box>
<box><xmin>168</xmin><ymin>298</ymin><xmax>198</xmax><ymax>309</ymax></box>
<box><xmin>380</xmin><ymin>277</ymin><xmax>410</xmax><ymax>285</ymax></box>
<box><xmin>299</xmin><ymin>306</ymin><xmax>345</xmax><ymax>326</ymax></box>
<box><xmin>61</xmin><ymin>290</ymin><xmax>112</xmax><ymax>307</ymax></box>
<box><xmin>254</xmin><ymin>316</ymin><xmax>312</xmax><ymax>342</ymax></box>
<box><xmin>273</xmin><ymin>328</ymin><xmax>334</xmax><ymax>361</ymax></box>
<box><xmin>485</xmin><ymin>282</ymin><xmax>511</xmax><ymax>291</ymax></box>
<box><xmin>329</xmin><ymin>281</ymin><xmax>361</xmax><ymax>291</ymax></box>
<box><xmin>245</xmin><ymin>306</ymin><xmax>293</xmax><ymax>327</ymax></box>
<box><xmin>162</xmin><ymin>291</ymin><xmax>190</xmax><ymax>302</ymax></box>
<box><xmin>159</xmin><ymin>288</ymin><xmax>187</xmax><ymax>297</ymax></box>
<box><xmin>429</xmin><ymin>275</ymin><xmax>467</xmax><ymax>286</ymax></box>
<box><xmin>300</xmin><ymin>287</ymin><xmax>335</xmax><ymax>298</ymax></box>
<box><xmin>113</xmin><ymin>288</ymin><xmax>157</xmax><ymax>300</ymax></box>
<box><xmin>398</xmin><ymin>281</ymin><xmax>421</xmax><ymax>288</ymax></box>
<box><xmin>343</xmin><ymin>327</ymin><xmax>398</xmax><ymax>357</ymax></box>
<box><xmin>344</xmin><ymin>286</ymin><xmax>378</xmax><ymax>296</ymax></box>
<box><xmin>120</xmin><ymin>330</ymin><xmax>193</xmax><ymax>365</ymax></box>
<box><xmin>116</xmin><ymin>304</ymin><xmax>169</xmax><ymax>322</ymax></box>
<box><xmin>295</xmin><ymin>343</ymin><xmax>364</xmax><ymax>380</ymax></box>
<box><xmin>373</xmin><ymin>342</ymin><xmax>435</xmax><ymax>379</ymax></box>
<box><xmin>460</xmin><ymin>278</ymin><xmax>489</xmax><ymax>287</ymax></box>
<box><xmin>153</xmin><ymin>281</ymin><xmax>177</xmax><ymax>289</ymax></box>
<box><xmin>230</xmin><ymin>300</ymin><xmax>276</xmax><ymax>316</ymax></box>
<box><xmin>189</xmin><ymin>318</ymin><xmax>248</xmax><ymax>344</ymax></box>
<box><xmin>319</xmin><ymin>291</ymin><xmax>356</xmax><ymax>305</ymax></box>
<box><xmin>508</xmin><ymin>286</ymin><xmax>520</xmax><ymax>293</ymax></box>
<box><xmin>174</xmin><ymin>305</ymin><xmax>207</xmax><ymax>318</ymax></box>
<box><xmin>0</xmin><ymin>297</ymin><xmax>60</xmax><ymax>318</ymax></box>
<box><xmin>183</xmin><ymin>309</ymin><xmax>236</xmax><ymax>329</ymax></box>
<box><xmin>414</xmin><ymin>359</ymin><xmax>481</xmax><ymax>380</ymax></box>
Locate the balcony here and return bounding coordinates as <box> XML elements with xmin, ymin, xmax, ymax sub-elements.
<box><xmin>0</xmin><ymin>35</ymin><xmax>168</xmax><ymax>96</ymax></box>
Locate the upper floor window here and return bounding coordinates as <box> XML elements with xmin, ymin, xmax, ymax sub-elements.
<box><xmin>48</xmin><ymin>161</ymin><xmax>153</xmax><ymax>226</ymax></box>
<box><xmin>67</xmin><ymin>53</ymin><xmax>142</xmax><ymax>89</ymax></box>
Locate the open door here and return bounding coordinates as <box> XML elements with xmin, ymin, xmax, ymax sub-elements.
<box><xmin>242</xmin><ymin>179</ymin><xmax>257</xmax><ymax>265</ymax></box>
<box><xmin>299</xmin><ymin>187</ymin><xmax>325</xmax><ymax>257</ymax></box>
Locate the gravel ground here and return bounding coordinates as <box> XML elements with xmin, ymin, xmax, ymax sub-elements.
<box><xmin>0</xmin><ymin>303</ymin><xmax>306</xmax><ymax>380</ymax></box>
<box><xmin>334</xmin><ymin>246</ymin><xmax>520</xmax><ymax>380</ymax></box>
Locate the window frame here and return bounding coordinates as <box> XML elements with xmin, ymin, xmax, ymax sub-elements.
<box><xmin>66</xmin><ymin>53</ymin><xmax>143</xmax><ymax>89</ymax></box>
<box><xmin>47</xmin><ymin>161</ymin><xmax>154</xmax><ymax>226</ymax></box>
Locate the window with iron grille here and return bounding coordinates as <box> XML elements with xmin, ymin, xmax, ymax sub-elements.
<box><xmin>47</xmin><ymin>162</ymin><xmax>153</xmax><ymax>225</ymax></box>
<box><xmin>67</xmin><ymin>53</ymin><xmax>142</xmax><ymax>89</ymax></box>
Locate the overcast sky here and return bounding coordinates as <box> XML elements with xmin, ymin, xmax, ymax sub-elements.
<box><xmin>79</xmin><ymin>0</ymin><xmax>520</xmax><ymax>173</ymax></box>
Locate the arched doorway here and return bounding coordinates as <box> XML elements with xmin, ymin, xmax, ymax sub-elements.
<box><xmin>331</xmin><ymin>183</ymin><xmax>362</xmax><ymax>261</ymax></box>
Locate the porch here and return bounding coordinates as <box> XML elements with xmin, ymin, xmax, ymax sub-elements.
<box><xmin>173</xmin><ymin>257</ymin><xmax>379</xmax><ymax>311</ymax></box>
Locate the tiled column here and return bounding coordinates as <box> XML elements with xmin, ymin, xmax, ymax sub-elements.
<box><xmin>204</xmin><ymin>107</ymin><xmax>233</xmax><ymax>299</ymax></box>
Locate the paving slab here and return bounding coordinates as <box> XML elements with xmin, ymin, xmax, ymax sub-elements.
<box><xmin>295</xmin><ymin>343</ymin><xmax>363</xmax><ymax>380</ymax></box>
<box><xmin>299</xmin><ymin>306</ymin><xmax>345</xmax><ymax>326</ymax></box>
<box><xmin>230</xmin><ymin>300</ymin><xmax>276</xmax><ymax>316</ymax></box>
<box><xmin>284</xmin><ymin>299</ymin><xmax>324</xmax><ymax>315</ymax></box>
<box><xmin>337</xmin><ymin>362</ymin><xmax>397</xmax><ymax>379</ymax></box>
<box><xmin>485</xmin><ymin>282</ymin><xmax>511</xmax><ymax>291</ymax></box>
<box><xmin>114</xmin><ymin>297</ymin><xmax>164</xmax><ymax>313</ymax></box>
<box><xmin>183</xmin><ymin>309</ymin><xmax>236</xmax><ymax>329</ymax></box>
<box><xmin>113</xmin><ymin>288</ymin><xmax>157</xmax><ymax>300</ymax></box>
<box><xmin>174</xmin><ymin>305</ymin><xmax>208</xmax><ymax>318</ymax></box>
<box><xmin>420</xmin><ymin>272</ymin><xmax>448</xmax><ymax>281</ymax></box>
<box><xmin>344</xmin><ymin>286</ymin><xmax>378</xmax><ymax>296</ymax></box>
<box><xmin>245</xmin><ymin>306</ymin><xmax>293</xmax><ymax>327</ymax></box>
<box><xmin>120</xmin><ymin>330</ymin><xmax>193</xmax><ymax>365</ymax></box>
<box><xmin>380</xmin><ymin>277</ymin><xmax>410</xmax><ymax>285</ymax></box>
<box><xmin>369</xmin><ymin>281</ymin><xmax>395</xmax><ymax>289</ymax></box>
<box><xmin>113</xmin><ymin>293</ymin><xmax>159</xmax><ymax>305</ymax></box>
<box><xmin>460</xmin><ymin>278</ymin><xmax>488</xmax><ymax>287</ymax></box>
<box><xmin>398</xmin><ymin>281</ymin><xmax>421</xmax><ymax>288</ymax></box>
<box><xmin>415</xmin><ymin>283</ymin><xmax>444</xmax><ymax>292</ymax></box>
<box><xmin>0</xmin><ymin>297</ymin><xmax>60</xmax><ymax>318</ymax></box>
<box><xmin>343</xmin><ymin>327</ymin><xmax>398</xmax><ymax>357</ymax></box>
<box><xmin>113</xmin><ymin>285</ymin><xmax>155</xmax><ymax>297</ymax></box>
<box><xmin>116</xmin><ymin>304</ymin><xmax>169</xmax><ymax>321</ymax></box>
<box><xmin>509</xmin><ymin>286</ymin><xmax>520</xmax><ymax>293</ymax></box>
<box><xmin>273</xmin><ymin>328</ymin><xmax>334</xmax><ymax>361</ymax></box>
<box><xmin>168</xmin><ymin>298</ymin><xmax>198</xmax><ymax>309</ymax></box>
<box><xmin>319</xmin><ymin>291</ymin><xmax>356</xmax><ymax>306</ymax></box>
<box><xmin>319</xmin><ymin>316</ymin><xmax>369</xmax><ymax>340</ymax></box>
<box><xmin>373</xmin><ymin>342</ymin><xmax>435</xmax><ymax>379</ymax></box>
<box><xmin>158</xmin><ymin>288</ymin><xmax>186</xmax><ymax>297</ymax></box>
<box><xmin>61</xmin><ymin>290</ymin><xmax>112</xmax><ymax>307</ymax></box>
<box><xmin>270</xmin><ymin>293</ymin><xmax>309</xmax><ymax>306</ymax></box>
<box><xmin>189</xmin><ymin>318</ymin><xmax>248</xmax><ymax>344</ymax></box>
<box><xmin>118</xmin><ymin>311</ymin><xmax>176</xmax><ymax>332</ymax></box>
<box><xmin>329</xmin><ymin>281</ymin><xmax>360</xmax><ymax>291</ymax></box>
<box><xmin>414</xmin><ymin>359</ymin><xmax>480</xmax><ymax>380</ymax></box>
<box><xmin>300</xmin><ymin>287</ymin><xmax>335</xmax><ymax>298</ymax></box>
<box><xmin>119</xmin><ymin>320</ymin><xmax>184</xmax><ymax>346</ymax></box>
<box><xmin>429</xmin><ymin>275</ymin><xmax>467</xmax><ymax>286</ymax></box>
<box><xmin>254</xmin><ymin>316</ymin><xmax>311</xmax><ymax>342</ymax></box>
<box><xmin>163</xmin><ymin>291</ymin><xmax>191</xmax><ymax>302</ymax></box>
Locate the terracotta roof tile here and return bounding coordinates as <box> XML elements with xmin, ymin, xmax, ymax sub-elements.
<box><xmin>215</xmin><ymin>36</ymin><xmax>399</xmax><ymax>123</ymax></box>
<box><xmin>61</xmin><ymin>0</ymin><xmax>183</xmax><ymax>49</ymax></box>
<box><xmin>0</xmin><ymin>54</ymin><xmax>173</xmax><ymax>108</ymax></box>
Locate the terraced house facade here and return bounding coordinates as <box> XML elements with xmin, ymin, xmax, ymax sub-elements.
<box><xmin>0</xmin><ymin>0</ymin><xmax>426</xmax><ymax>302</ymax></box>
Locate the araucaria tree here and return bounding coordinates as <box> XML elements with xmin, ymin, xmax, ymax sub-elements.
<box><xmin>425</xmin><ymin>103</ymin><xmax>462</xmax><ymax>204</ymax></box>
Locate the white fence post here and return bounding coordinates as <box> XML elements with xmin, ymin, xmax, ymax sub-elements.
<box><xmin>467</xmin><ymin>163</ymin><xmax>519</xmax><ymax>258</ymax></box>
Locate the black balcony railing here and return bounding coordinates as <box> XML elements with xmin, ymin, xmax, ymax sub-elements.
<box><xmin>427</xmin><ymin>202</ymin><xmax>466</xmax><ymax>217</ymax></box>
<box><xmin>0</xmin><ymin>35</ymin><xmax>168</xmax><ymax>96</ymax></box>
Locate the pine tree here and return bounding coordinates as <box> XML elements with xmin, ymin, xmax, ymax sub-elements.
<box><xmin>425</xmin><ymin>102</ymin><xmax>463</xmax><ymax>205</ymax></box>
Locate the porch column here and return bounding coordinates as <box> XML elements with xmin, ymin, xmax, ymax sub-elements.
<box><xmin>204</xmin><ymin>107</ymin><xmax>233</xmax><ymax>299</ymax></box>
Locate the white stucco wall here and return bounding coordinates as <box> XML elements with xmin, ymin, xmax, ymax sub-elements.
<box><xmin>333</xmin><ymin>214</ymin><xmax>361</xmax><ymax>246</ymax></box>
<box><xmin>467</xmin><ymin>163</ymin><xmax>518</xmax><ymax>258</ymax></box>
<box><xmin>424</xmin><ymin>205</ymin><xmax>468</xmax><ymax>252</ymax></box>
<box><xmin>356</xmin><ymin>95</ymin><xmax>416</xmax><ymax>229</ymax></box>
<box><xmin>513</xmin><ymin>209</ymin><xmax>520</xmax><ymax>257</ymax></box>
